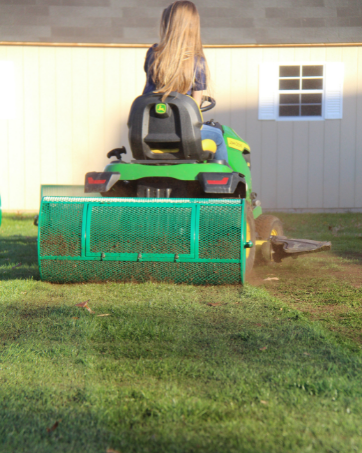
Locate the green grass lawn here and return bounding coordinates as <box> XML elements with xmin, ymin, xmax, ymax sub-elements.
<box><xmin>1</xmin><ymin>213</ymin><xmax>362</xmax><ymax>453</ymax></box>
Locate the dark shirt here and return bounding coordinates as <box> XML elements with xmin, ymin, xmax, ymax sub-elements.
<box><xmin>143</xmin><ymin>44</ymin><xmax>207</xmax><ymax>95</ymax></box>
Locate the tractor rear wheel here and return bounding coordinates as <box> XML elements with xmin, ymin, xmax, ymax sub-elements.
<box><xmin>255</xmin><ymin>215</ymin><xmax>284</xmax><ymax>240</ymax></box>
<box><xmin>245</xmin><ymin>203</ymin><xmax>256</xmax><ymax>275</ymax></box>
<box><xmin>255</xmin><ymin>215</ymin><xmax>284</xmax><ymax>263</ymax></box>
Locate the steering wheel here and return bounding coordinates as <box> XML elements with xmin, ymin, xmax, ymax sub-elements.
<box><xmin>200</xmin><ymin>96</ymin><xmax>216</xmax><ymax>112</ymax></box>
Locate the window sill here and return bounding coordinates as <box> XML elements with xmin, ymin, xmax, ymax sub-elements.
<box><xmin>275</xmin><ymin>116</ymin><xmax>325</xmax><ymax>122</ymax></box>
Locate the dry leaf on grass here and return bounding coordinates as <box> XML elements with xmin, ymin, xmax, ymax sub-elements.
<box><xmin>21</xmin><ymin>292</ymin><xmax>27</xmax><ymax>295</ymax></box>
<box><xmin>72</xmin><ymin>317</ymin><xmax>79</xmax><ymax>320</ymax></box>
<box><xmin>260</xmin><ymin>346</ymin><xmax>268</xmax><ymax>351</ymax></box>
<box><xmin>97</xmin><ymin>314</ymin><xmax>110</xmax><ymax>317</ymax></box>
<box><xmin>207</xmin><ymin>302</ymin><xmax>225</xmax><ymax>307</ymax></box>
<box><xmin>3</xmin><ymin>263</ymin><xmax>22</xmax><ymax>274</ymax></box>
<box><xmin>75</xmin><ymin>300</ymin><xmax>89</xmax><ymax>308</ymax></box>
<box><xmin>107</xmin><ymin>449</ymin><xmax>121</xmax><ymax>453</ymax></box>
<box><xmin>75</xmin><ymin>300</ymin><xmax>94</xmax><ymax>314</ymax></box>
<box><xmin>303</xmin><ymin>352</ymin><xmax>310</xmax><ymax>356</ymax></box>
<box><xmin>264</xmin><ymin>277</ymin><xmax>279</xmax><ymax>281</ymax></box>
<box><xmin>260</xmin><ymin>400</ymin><xmax>268</xmax><ymax>405</ymax></box>
<box><xmin>328</xmin><ymin>225</ymin><xmax>343</xmax><ymax>235</ymax></box>
<box><xmin>46</xmin><ymin>421</ymin><xmax>59</xmax><ymax>432</ymax></box>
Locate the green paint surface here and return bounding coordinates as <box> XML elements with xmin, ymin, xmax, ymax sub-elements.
<box><xmin>105</xmin><ymin>161</ymin><xmax>233</xmax><ymax>180</ymax></box>
<box><xmin>252</xmin><ymin>205</ymin><xmax>262</xmax><ymax>219</ymax></box>
<box><xmin>222</xmin><ymin>125</ymin><xmax>252</xmax><ymax>201</ymax></box>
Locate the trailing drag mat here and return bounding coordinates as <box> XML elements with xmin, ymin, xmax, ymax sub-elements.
<box><xmin>38</xmin><ymin>196</ymin><xmax>250</xmax><ymax>285</ymax></box>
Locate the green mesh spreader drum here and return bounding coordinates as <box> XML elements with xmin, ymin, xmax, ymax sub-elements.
<box><xmin>38</xmin><ymin>196</ymin><xmax>250</xmax><ymax>285</ymax></box>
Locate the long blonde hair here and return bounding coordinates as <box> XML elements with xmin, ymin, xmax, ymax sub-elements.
<box><xmin>151</xmin><ymin>1</ymin><xmax>209</xmax><ymax>101</ymax></box>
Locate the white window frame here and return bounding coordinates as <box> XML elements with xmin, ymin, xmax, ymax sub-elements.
<box><xmin>258</xmin><ymin>61</ymin><xmax>344</xmax><ymax>122</ymax></box>
<box><xmin>277</xmin><ymin>63</ymin><xmax>324</xmax><ymax>121</ymax></box>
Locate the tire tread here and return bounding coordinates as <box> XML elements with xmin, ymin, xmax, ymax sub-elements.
<box><xmin>255</xmin><ymin>215</ymin><xmax>283</xmax><ymax>240</ymax></box>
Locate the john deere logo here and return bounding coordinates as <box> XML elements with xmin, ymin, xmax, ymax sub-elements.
<box><xmin>155</xmin><ymin>103</ymin><xmax>167</xmax><ymax>114</ymax></box>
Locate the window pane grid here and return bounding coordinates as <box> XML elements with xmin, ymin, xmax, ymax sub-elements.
<box><xmin>278</xmin><ymin>65</ymin><xmax>324</xmax><ymax>118</ymax></box>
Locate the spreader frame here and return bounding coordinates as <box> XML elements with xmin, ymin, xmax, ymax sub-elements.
<box><xmin>38</xmin><ymin>196</ymin><xmax>249</xmax><ymax>284</ymax></box>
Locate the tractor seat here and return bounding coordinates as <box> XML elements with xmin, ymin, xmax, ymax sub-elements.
<box><xmin>128</xmin><ymin>92</ymin><xmax>216</xmax><ymax>161</ymax></box>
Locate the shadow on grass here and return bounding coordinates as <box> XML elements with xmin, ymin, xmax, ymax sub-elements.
<box><xmin>0</xmin><ymin>235</ymin><xmax>39</xmax><ymax>281</ymax></box>
<box><xmin>0</xmin><ymin>402</ymin><xmax>286</xmax><ymax>453</ymax></box>
<box><xmin>1</xmin><ymin>288</ymin><xmax>362</xmax><ymax>453</ymax></box>
<box><xmin>7</xmin><ymin>215</ymin><xmax>36</xmax><ymax>222</ymax></box>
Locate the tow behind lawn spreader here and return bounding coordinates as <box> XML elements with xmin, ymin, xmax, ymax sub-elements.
<box><xmin>36</xmin><ymin>93</ymin><xmax>330</xmax><ymax>284</ymax></box>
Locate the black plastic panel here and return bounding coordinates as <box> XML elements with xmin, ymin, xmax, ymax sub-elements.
<box><xmin>128</xmin><ymin>92</ymin><xmax>208</xmax><ymax>161</ymax></box>
<box><xmin>197</xmin><ymin>172</ymin><xmax>245</xmax><ymax>194</ymax></box>
<box><xmin>84</xmin><ymin>172</ymin><xmax>120</xmax><ymax>193</ymax></box>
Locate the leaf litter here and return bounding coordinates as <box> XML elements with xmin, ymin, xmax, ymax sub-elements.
<box><xmin>47</xmin><ymin>420</ymin><xmax>60</xmax><ymax>433</ymax></box>
<box><xmin>75</xmin><ymin>300</ymin><xmax>110</xmax><ymax>317</ymax></box>
<box><xmin>75</xmin><ymin>300</ymin><xmax>94</xmax><ymax>314</ymax></box>
<box><xmin>2</xmin><ymin>262</ymin><xmax>22</xmax><ymax>274</ymax></box>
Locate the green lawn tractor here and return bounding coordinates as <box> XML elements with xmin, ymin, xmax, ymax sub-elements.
<box><xmin>37</xmin><ymin>93</ymin><xmax>330</xmax><ymax>284</ymax></box>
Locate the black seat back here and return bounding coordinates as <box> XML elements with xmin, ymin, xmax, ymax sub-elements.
<box><xmin>128</xmin><ymin>92</ymin><xmax>210</xmax><ymax>161</ymax></box>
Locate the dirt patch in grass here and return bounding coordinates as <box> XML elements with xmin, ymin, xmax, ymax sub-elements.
<box><xmin>251</xmin><ymin>255</ymin><xmax>362</xmax><ymax>288</ymax></box>
<box><xmin>319</xmin><ymin>259</ymin><xmax>362</xmax><ymax>289</ymax></box>
<box><xmin>250</xmin><ymin>212</ymin><xmax>362</xmax><ymax>348</ymax></box>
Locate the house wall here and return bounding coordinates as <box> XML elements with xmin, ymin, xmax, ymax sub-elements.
<box><xmin>0</xmin><ymin>44</ymin><xmax>361</xmax><ymax>211</ymax></box>
<box><xmin>0</xmin><ymin>0</ymin><xmax>362</xmax><ymax>45</ymax></box>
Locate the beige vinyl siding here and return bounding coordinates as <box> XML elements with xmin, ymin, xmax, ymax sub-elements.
<box><xmin>0</xmin><ymin>45</ymin><xmax>362</xmax><ymax>211</ymax></box>
<box><xmin>357</xmin><ymin>47</ymin><xmax>362</xmax><ymax>208</ymax></box>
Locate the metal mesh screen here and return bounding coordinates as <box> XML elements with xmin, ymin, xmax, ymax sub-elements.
<box><xmin>199</xmin><ymin>205</ymin><xmax>240</xmax><ymax>260</ymax></box>
<box><xmin>38</xmin><ymin>196</ymin><xmax>245</xmax><ymax>285</ymax></box>
<box><xmin>40</xmin><ymin>260</ymin><xmax>241</xmax><ymax>285</ymax></box>
<box><xmin>41</xmin><ymin>185</ymin><xmax>98</xmax><ymax>199</ymax></box>
<box><xmin>39</xmin><ymin>202</ymin><xmax>84</xmax><ymax>257</ymax></box>
<box><xmin>89</xmin><ymin>205</ymin><xmax>192</xmax><ymax>255</ymax></box>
